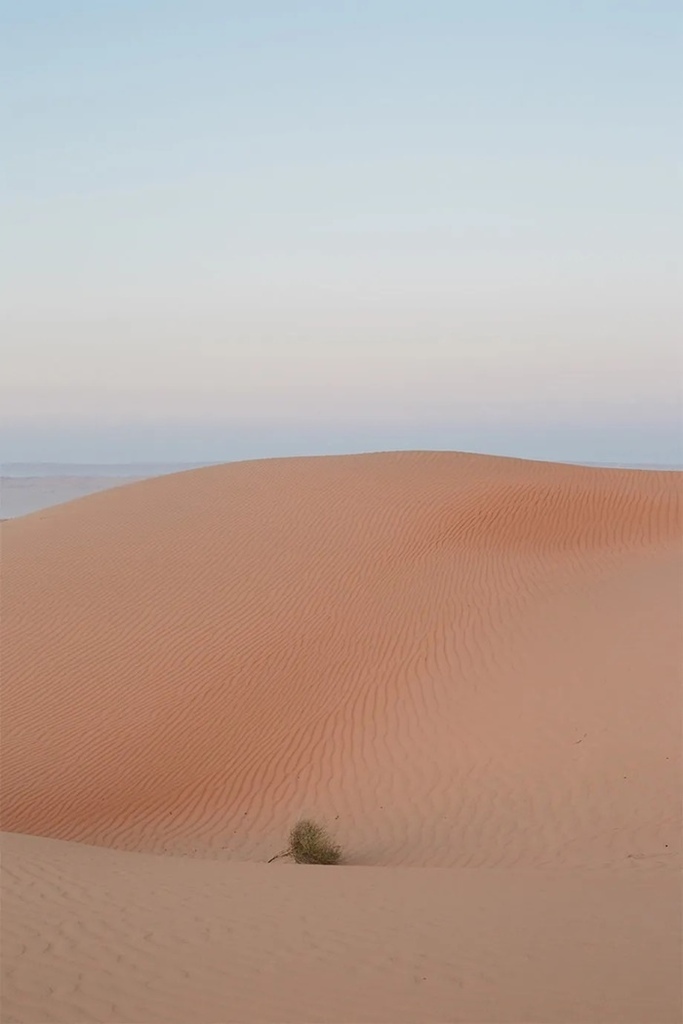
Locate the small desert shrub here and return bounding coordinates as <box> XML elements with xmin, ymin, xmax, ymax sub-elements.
<box><xmin>268</xmin><ymin>818</ymin><xmax>342</xmax><ymax>864</ymax></box>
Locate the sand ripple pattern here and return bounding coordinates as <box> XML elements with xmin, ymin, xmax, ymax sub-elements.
<box><xmin>2</xmin><ymin>832</ymin><xmax>680</xmax><ymax>1024</ymax></box>
<box><xmin>2</xmin><ymin>451</ymin><xmax>681</xmax><ymax>866</ymax></box>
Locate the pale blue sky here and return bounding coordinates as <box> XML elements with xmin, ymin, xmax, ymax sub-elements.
<box><xmin>2</xmin><ymin>1</ymin><xmax>681</xmax><ymax>465</ymax></box>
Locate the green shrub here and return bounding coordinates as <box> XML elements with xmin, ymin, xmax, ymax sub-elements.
<box><xmin>268</xmin><ymin>818</ymin><xmax>342</xmax><ymax>864</ymax></box>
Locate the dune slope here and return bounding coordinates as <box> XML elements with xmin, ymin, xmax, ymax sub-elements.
<box><xmin>2</xmin><ymin>451</ymin><xmax>681</xmax><ymax>866</ymax></box>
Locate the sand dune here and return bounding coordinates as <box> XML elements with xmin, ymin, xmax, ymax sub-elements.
<box><xmin>3</xmin><ymin>451</ymin><xmax>680</xmax><ymax>865</ymax></box>
<box><xmin>2</xmin><ymin>451</ymin><xmax>682</xmax><ymax>1022</ymax></box>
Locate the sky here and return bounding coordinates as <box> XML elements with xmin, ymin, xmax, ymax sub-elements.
<box><xmin>2</xmin><ymin>0</ymin><xmax>681</xmax><ymax>466</ymax></box>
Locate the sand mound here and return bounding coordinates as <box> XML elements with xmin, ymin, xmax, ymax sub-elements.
<box><xmin>2</xmin><ymin>451</ymin><xmax>681</xmax><ymax>866</ymax></box>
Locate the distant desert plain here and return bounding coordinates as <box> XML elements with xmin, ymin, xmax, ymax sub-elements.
<box><xmin>1</xmin><ymin>450</ymin><xmax>681</xmax><ymax>1023</ymax></box>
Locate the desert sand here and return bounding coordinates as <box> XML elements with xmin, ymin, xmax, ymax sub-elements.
<box><xmin>1</xmin><ymin>450</ymin><xmax>681</xmax><ymax>1022</ymax></box>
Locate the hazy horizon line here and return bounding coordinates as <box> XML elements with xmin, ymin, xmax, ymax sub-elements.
<box><xmin>2</xmin><ymin>451</ymin><xmax>682</xmax><ymax>478</ymax></box>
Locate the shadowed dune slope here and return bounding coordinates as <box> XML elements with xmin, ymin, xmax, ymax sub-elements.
<box><xmin>2</xmin><ymin>451</ymin><xmax>681</xmax><ymax>866</ymax></box>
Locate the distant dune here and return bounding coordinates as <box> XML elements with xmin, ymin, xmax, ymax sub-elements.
<box><xmin>2</xmin><ymin>451</ymin><xmax>681</xmax><ymax>1022</ymax></box>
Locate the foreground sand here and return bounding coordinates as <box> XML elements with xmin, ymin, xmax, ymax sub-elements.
<box><xmin>2</xmin><ymin>832</ymin><xmax>679</xmax><ymax>1024</ymax></box>
<box><xmin>2</xmin><ymin>451</ymin><xmax>681</xmax><ymax>1022</ymax></box>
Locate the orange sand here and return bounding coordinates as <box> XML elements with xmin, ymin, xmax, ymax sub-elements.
<box><xmin>1</xmin><ymin>451</ymin><xmax>681</xmax><ymax>1022</ymax></box>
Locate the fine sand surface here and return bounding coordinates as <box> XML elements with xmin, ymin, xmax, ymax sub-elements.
<box><xmin>2</xmin><ymin>451</ymin><xmax>682</xmax><ymax>1022</ymax></box>
<box><xmin>2</xmin><ymin>832</ymin><xmax>679</xmax><ymax>1024</ymax></box>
